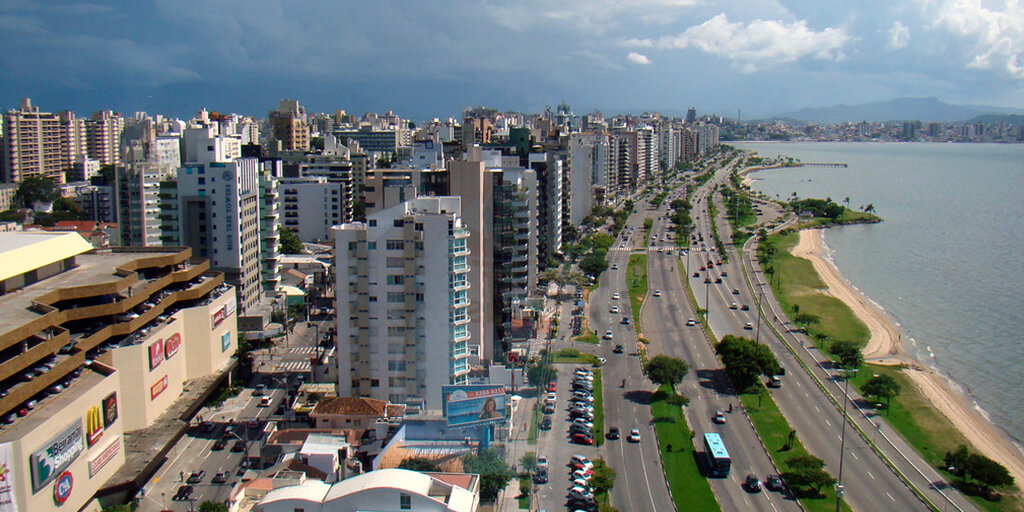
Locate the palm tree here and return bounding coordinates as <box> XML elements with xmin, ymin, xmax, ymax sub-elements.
<box><xmin>843</xmin><ymin>197</ymin><xmax>850</xmax><ymax>209</ymax></box>
<box><xmin>864</xmin><ymin>203</ymin><xmax>876</xmax><ymax>214</ymax></box>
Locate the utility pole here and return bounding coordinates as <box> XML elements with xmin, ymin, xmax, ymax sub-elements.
<box><xmin>835</xmin><ymin>368</ymin><xmax>857</xmax><ymax>512</ymax></box>
<box><xmin>755</xmin><ymin>284</ymin><xmax>765</xmax><ymax>344</ymax></box>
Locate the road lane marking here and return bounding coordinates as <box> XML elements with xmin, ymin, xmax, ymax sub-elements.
<box><xmin>887</xmin><ymin>492</ymin><xmax>895</xmax><ymax>502</ymax></box>
<box><xmin>824</xmin><ymin>419</ymin><xmax>831</xmax><ymax>427</ymax></box>
<box><xmin>852</xmin><ymin>451</ymin><xmax>859</xmax><ymax>460</ymax></box>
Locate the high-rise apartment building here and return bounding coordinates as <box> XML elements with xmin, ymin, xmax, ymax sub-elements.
<box><xmin>279</xmin><ymin>176</ymin><xmax>349</xmax><ymax>243</ymax></box>
<box><xmin>491</xmin><ymin>167</ymin><xmax>538</xmax><ymax>354</ymax></box>
<box><xmin>2</xmin><ymin>99</ymin><xmax>85</xmax><ymax>184</ymax></box>
<box><xmin>85</xmin><ymin>110</ymin><xmax>124</xmax><ymax>167</ymax></box>
<box><xmin>527</xmin><ymin>153</ymin><xmax>563</xmax><ymax>265</ymax></box>
<box><xmin>448</xmin><ymin>160</ymin><xmax>492</xmax><ymax>363</ymax></box>
<box><xmin>269</xmin><ymin>99</ymin><xmax>310</xmax><ymax>152</ymax></box>
<box><xmin>117</xmin><ymin>162</ymin><xmax>169</xmax><ymax>247</ymax></box>
<box><xmin>333</xmin><ymin>197</ymin><xmax>473</xmax><ymax>411</ymax></box>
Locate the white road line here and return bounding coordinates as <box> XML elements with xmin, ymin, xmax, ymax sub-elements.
<box><xmin>813</xmin><ymin>404</ymin><xmax>819</xmax><ymax>411</ymax></box>
<box><xmin>867</xmin><ymin>470</ymin><xmax>875</xmax><ymax>479</ymax></box>
<box><xmin>852</xmin><ymin>451</ymin><xmax>859</xmax><ymax>460</ymax></box>
<box><xmin>824</xmin><ymin>419</ymin><xmax>831</xmax><ymax>427</ymax></box>
<box><xmin>887</xmin><ymin>492</ymin><xmax>895</xmax><ymax>502</ymax></box>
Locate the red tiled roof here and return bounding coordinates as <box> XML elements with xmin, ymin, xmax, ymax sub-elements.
<box><xmin>312</xmin><ymin>397</ymin><xmax>389</xmax><ymax>416</ymax></box>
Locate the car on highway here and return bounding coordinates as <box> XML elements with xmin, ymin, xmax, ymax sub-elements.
<box><xmin>613</xmin><ymin>344</ymin><xmax>624</xmax><ymax>353</ymax></box>
<box><xmin>744</xmin><ymin>474</ymin><xmax>762</xmax><ymax>492</ymax></box>
<box><xmin>741</xmin><ymin>304</ymin><xmax>749</xmax><ymax>311</ymax></box>
<box><xmin>721</xmin><ymin>271</ymin><xmax>728</xmax><ymax>277</ymax></box>
<box><xmin>539</xmin><ymin>417</ymin><xmax>552</xmax><ymax>430</ymax></box>
<box><xmin>713</xmin><ymin>410</ymin><xmax>726</xmax><ymax>424</ymax></box>
<box><xmin>744</xmin><ymin>322</ymin><xmax>753</xmax><ymax>330</ymax></box>
<box><xmin>212</xmin><ymin>471</ymin><xmax>227</xmax><ymax>484</ymax></box>
<box><xmin>767</xmin><ymin>375</ymin><xmax>782</xmax><ymax>388</ymax></box>
<box><xmin>231</xmin><ymin>440</ymin><xmax>245</xmax><ymax>452</ymax></box>
<box><xmin>692</xmin><ymin>271</ymin><xmax>700</xmax><ymax>277</ymax></box>
<box><xmin>729</xmin><ymin>302</ymin><xmax>738</xmax><ymax>309</ymax></box>
<box><xmin>765</xmin><ymin>474</ymin><xmax>787</xmax><ymax>492</ymax></box>
<box><xmin>686</xmin><ymin>318</ymin><xmax>697</xmax><ymax>326</ymax></box>
<box><xmin>253</xmin><ymin>383</ymin><xmax>266</xmax><ymax>396</ymax></box>
<box><xmin>627</xmin><ymin>428</ymin><xmax>641</xmax><ymax>443</ymax></box>
<box><xmin>653</xmin><ymin>289</ymin><xmax>662</xmax><ymax>297</ymax></box>
<box><xmin>714</xmin><ymin>277</ymin><xmax>723</xmax><ymax>284</ymax></box>
<box><xmin>186</xmin><ymin>470</ymin><xmax>205</xmax><ymax>484</ymax></box>
<box><xmin>611</xmin><ymin>292</ymin><xmax>620</xmax><ymax>300</ymax></box>
<box><xmin>732</xmin><ymin>288</ymin><xmax>740</xmax><ymax>295</ymax></box>
<box><xmin>609</xmin><ymin>305</ymin><xmax>619</xmax><ymax>314</ymax></box>
<box><xmin>602</xmin><ymin>330</ymin><xmax>614</xmax><ymax>340</ymax></box>
<box><xmin>606</xmin><ymin>427</ymin><xmax>620</xmax><ymax>440</ymax></box>
<box><xmin>611</xmin><ymin>263</ymin><xmax>618</xmax><ymax>270</ymax></box>
<box><xmin>259</xmin><ymin>396</ymin><xmax>271</xmax><ymax>407</ymax></box>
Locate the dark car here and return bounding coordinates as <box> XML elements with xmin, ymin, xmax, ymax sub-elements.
<box><xmin>744</xmin><ymin>474</ymin><xmax>762</xmax><ymax>492</ymax></box>
<box><xmin>765</xmin><ymin>474</ymin><xmax>786</xmax><ymax>492</ymax></box>
<box><xmin>186</xmin><ymin>470</ymin><xmax>205</xmax><ymax>484</ymax></box>
<box><xmin>171</xmin><ymin>485</ymin><xmax>193</xmax><ymax>501</ymax></box>
<box><xmin>741</xmin><ymin>304</ymin><xmax>750</xmax><ymax>311</ymax></box>
<box><xmin>212</xmin><ymin>471</ymin><xmax>228</xmax><ymax>484</ymax></box>
<box><xmin>570</xmin><ymin>424</ymin><xmax>593</xmax><ymax>437</ymax></box>
<box><xmin>533</xmin><ymin>467</ymin><xmax>548</xmax><ymax>484</ymax></box>
<box><xmin>539</xmin><ymin>417</ymin><xmax>552</xmax><ymax>430</ymax></box>
<box><xmin>714</xmin><ymin>277</ymin><xmax>723</xmax><ymax>284</ymax></box>
<box><xmin>606</xmin><ymin>427</ymin><xmax>620</xmax><ymax>440</ymax></box>
<box><xmin>231</xmin><ymin>440</ymin><xmax>246</xmax><ymax>452</ymax></box>
<box><xmin>212</xmin><ymin>439</ymin><xmax>226</xmax><ymax>451</ymax></box>
<box><xmin>613</xmin><ymin>344</ymin><xmax>624</xmax><ymax>353</ymax></box>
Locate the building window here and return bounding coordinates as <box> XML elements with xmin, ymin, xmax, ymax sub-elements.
<box><xmin>386</xmin><ymin>274</ymin><xmax>405</xmax><ymax>285</ymax></box>
<box><xmin>386</xmin><ymin>240</ymin><xmax>404</xmax><ymax>250</ymax></box>
<box><xmin>367</xmin><ymin>242</ymin><xmax>377</xmax><ymax>250</ymax></box>
<box><xmin>370</xmin><ymin>379</ymin><xmax>380</xmax><ymax>387</ymax></box>
<box><xmin>400</xmin><ymin>494</ymin><xmax>411</xmax><ymax>509</ymax></box>
<box><xmin>368</xmin><ymin>219</ymin><xmax>377</xmax><ymax>227</ymax></box>
<box><xmin>386</xmin><ymin>292</ymin><xmax>405</xmax><ymax>303</ymax></box>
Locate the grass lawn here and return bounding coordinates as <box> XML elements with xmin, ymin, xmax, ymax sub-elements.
<box><xmin>593</xmin><ymin>369</ymin><xmax>604</xmax><ymax>447</ymax></box>
<box><xmin>740</xmin><ymin>392</ymin><xmax>852</xmax><ymax>512</ymax></box>
<box><xmin>551</xmin><ymin>348</ymin><xmax>601</xmax><ymax>366</ymax></box>
<box><xmin>850</xmin><ymin>366</ymin><xmax>1021</xmax><ymax>512</ymax></box>
<box><xmin>766</xmin><ymin>232</ymin><xmax>869</xmax><ymax>348</ymax></box>
<box><xmin>528</xmin><ymin>402</ymin><xmax>540</xmax><ymax>445</ymax></box>
<box><xmin>574</xmin><ymin>332</ymin><xmax>599</xmax><ymax>344</ymax></box>
<box><xmin>517</xmin><ymin>474</ymin><xmax>531</xmax><ymax>509</ymax></box>
<box><xmin>650</xmin><ymin>385</ymin><xmax>720</xmax><ymax>512</ymax></box>
<box><xmin>627</xmin><ymin>254</ymin><xmax>648</xmax><ymax>328</ymax></box>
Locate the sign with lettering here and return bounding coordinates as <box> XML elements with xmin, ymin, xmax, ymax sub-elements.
<box><xmin>102</xmin><ymin>393</ymin><xmax>118</xmax><ymax>429</ymax></box>
<box><xmin>30</xmin><ymin>422</ymin><xmax>84</xmax><ymax>492</ymax></box>
<box><xmin>148</xmin><ymin>339</ymin><xmax>164</xmax><ymax>371</ymax></box>
<box><xmin>163</xmin><ymin>333</ymin><xmax>181</xmax><ymax>360</ymax></box>
<box><xmin>85</xmin><ymin>406</ymin><xmax>103</xmax><ymax>447</ymax></box>
<box><xmin>53</xmin><ymin>471</ymin><xmax>72</xmax><ymax>505</ymax></box>
<box><xmin>150</xmin><ymin>375</ymin><xmax>168</xmax><ymax>401</ymax></box>
<box><xmin>221</xmin><ymin>331</ymin><xmax>231</xmax><ymax>353</ymax></box>
<box><xmin>87</xmin><ymin>440</ymin><xmax>119</xmax><ymax>477</ymax></box>
<box><xmin>212</xmin><ymin>306</ymin><xmax>226</xmax><ymax>329</ymax></box>
<box><xmin>0</xmin><ymin>442</ymin><xmax>21</xmax><ymax>512</ymax></box>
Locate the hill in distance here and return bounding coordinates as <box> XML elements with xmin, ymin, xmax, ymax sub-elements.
<box><xmin>776</xmin><ymin>97</ymin><xmax>1023</xmax><ymax>123</ymax></box>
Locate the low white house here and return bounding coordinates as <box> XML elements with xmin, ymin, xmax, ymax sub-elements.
<box><xmin>254</xmin><ymin>468</ymin><xmax>480</xmax><ymax>512</ymax></box>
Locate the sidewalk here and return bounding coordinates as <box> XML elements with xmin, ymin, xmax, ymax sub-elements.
<box><xmin>496</xmin><ymin>394</ymin><xmax>537</xmax><ymax>512</ymax></box>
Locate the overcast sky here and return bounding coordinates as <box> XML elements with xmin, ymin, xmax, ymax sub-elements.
<box><xmin>1</xmin><ymin>0</ymin><xmax>1022</xmax><ymax>120</ymax></box>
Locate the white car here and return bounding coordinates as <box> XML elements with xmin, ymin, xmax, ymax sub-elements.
<box><xmin>537</xmin><ymin>455</ymin><xmax>549</xmax><ymax>469</ymax></box>
<box><xmin>628</xmin><ymin>428</ymin><xmax>641</xmax><ymax>442</ymax></box>
<box><xmin>573</xmin><ymin>418</ymin><xmax>595</xmax><ymax>429</ymax></box>
<box><xmin>603</xmin><ymin>330</ymin><xmax>614</xmax><ymax>340</ymax></box>
<box><xmin>744</xmin><ymin>322</ymin><xmax>753</xmax><ymax>330</ymax></box>
<box><xmin>611</xmin><ymin>292</ymin><xmax>621</xmax><ymax>300</ymax></box>
<box><xmin>609</xmin><ymin>305</ymin><xmax>620</xmax><ymax>314</ymax></box>
<box><xmin>653</xmin><ymin>290</ymin><xmax>662</xmax><ymax>297</ymax></box>
<box><xmin>686</xmin><ymin>318</ymin><xmax>697</xmax><ymax>326</ymax></box>
<box><xmin>546</xmin><ymin>392</ymin><xmax>557</xmax><ymax>402</ymax></box>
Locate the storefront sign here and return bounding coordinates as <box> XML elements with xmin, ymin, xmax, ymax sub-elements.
<box><xmin>163</xmin><ymin>333</ymin><xmax>181</xmax><ymax>360</ymax></box>
<box><xmin>30</xmin><ymin>422</ymin><xmax>83</xmax><ymax>492</ymax></box>
<box><xmin>53</xmin><ymin>471</ymin><xmax>72</xmax><ymax>505</ymax></box>
<box><xmin>87</xmin><ymin>440</ymin><xmax>120</xmax><ymax>477</ymax></box>
<box><xmin>102</xmin><ymin>393</ymin><xmax>118</xmax><ymax>428</ymax></box>
<box><xmin>0</xmin><ymin>442</ymin><xmax>21</xmax><ymax>512</ymax></box>
<box><xmin>221</xmin><ymin>331</ymin><xmax>231</xmax><ymax>353</ymax></box>
<box><xmin>148</xmin><ymin>339</ymin><xmax>164</xmax><ymax>371</ymax></box>
<box><xmin>211</xmin><ymin>306</ymin><xmax>226</xmax><ymax>329</ymax></box>
<box><xmin>150</xmin><ymin>375</ymin><xmax>168</xmax><ymax>401</ymax></box>
<box><xmin>225</xmin><ymin>296</ymin><xmax>236</xmax><ymax>317</ymax></box>
<box><xmin>85</xmin><ymin>406</ymin><xmax>103</xmax><ymax>447</ymax></box>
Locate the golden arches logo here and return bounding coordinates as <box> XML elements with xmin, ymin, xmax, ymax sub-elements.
<box><xmin>85</xmin><ymin>406</ymin><xmax>103</xmax><ymax>447</ymax></box>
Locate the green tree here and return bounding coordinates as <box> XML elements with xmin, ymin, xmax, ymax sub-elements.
<box><xmin>589</xmin><ymin>458</ymin><xmax>617</xmax><ymax>496</ymax></box>
<box><xmin>944</xmin><ymin>444</ymin><xmax>970</xmax><ymax>479</ymax></box>
<box><xmin>462</xmin><ymin>448</ymin><xmax>514</xmax><ymax>502</ymax></box>
<box><xmin>398</xmin><ymin>457</ymin><xmax>440</xmax><ymax>472</ymax></box>
<box><xmin>579</xmin><ymin>251</ymin><xmax>608</xmax><ymax>277</ymax></box>
<box><xmin>14</xmin><ymin>176</ymin><xmax>58</xmax><ymax>208</ymax></box>
<box><xmin>520</xmin><ymin>452</ymin><xmax>537</xmax><ymax>472</ymax></box>
<box><xmin>279</xmin><ymin>225</ymin><xmax>303</xmax><ymax>254</ymax></box>
<box><xmin>643</xmin><ymin>355</ymin><xmax>690</xmax><ymax>394</ymax></box>
<box><xmin>792</xmin><ymin>312</ymin><xmax>820</xmax><ymax>327</ymax></box>
<box><xmin>828</xmin><ymin>340</ymin><xmax>864</xmax><ymax>370</ymax></box>
<box><xmin>864</xmin><ymin>203</ymin><xmax>875</xmax><ymax>214</ymax></box>
<box><xmin>352</xmin><ymin>198</ymin><xmax>366</xmax><ymax>221</ymax></box>
<box><xmin>526</xmin><ymin>362</ymin><xmax>554</xmax><ymax>388</ymax></box>
<box><xmin>715</xmin><ymin>335</ymin><xmax>781</xmax><ymax>392</ymax></box>
<box><xmin>97</xmin><ymin>164</ymin><xmax>116</xmax><ymax>186</ymax></box>
<box><xmin>198</xmin><ymin>502</ymin><xmax>228</xmax><ymax>512</ymax></box>
<box><xmin>967</xmin><ymin>453</ymin><xmax>1014</xmax><ymax>496</ymax></box>
<box><xmin>861</xmin><ymin>374</ymin><xmax>901</xmax><ymax>415</ymax></box>
<box><xmin>782</xmin><ymin>455</ymin><xmax>835</xmax><ymax>496</ymax></box>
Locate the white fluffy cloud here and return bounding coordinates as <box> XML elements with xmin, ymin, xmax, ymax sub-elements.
<box><xmin>628</xmin><ymin>13</ymin><xmax>849</xmax><ymax>72</ymax></box>
<box><xmin>627</xmin><ymin>52</ymin><xmax>651</xmax><ymax>64</ymax></box>
<box><xmin>488</xmin><ymin>0</ymin><xmax>701</xmax><ymax>33</ymax></box>
<box><xmin>888</xmin><ymin>21</ymin><xmax>910</xmax><ymax>49</ymax></box>
<box><xmin>919</xmin><ymin>0</ymin><xmax>1024</xmax><ymax>78</ymax></box>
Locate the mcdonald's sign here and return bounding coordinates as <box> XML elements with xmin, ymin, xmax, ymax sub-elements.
<box><xmin>85</xmin><ymin>406</ymin><xmax>103</xmax><ymax>447</ymax></box>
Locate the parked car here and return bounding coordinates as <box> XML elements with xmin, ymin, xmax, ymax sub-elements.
<box><xmin>186</xmin><ymin>470</ymin><xmax>205</xmax><ymax>484</ymax></box>
<box><xmin>571</xmin><ymin>432</ymin><xmax>593</xmax><ymax>445</ymax></box>
<box><xmin>744</xmin><ymin>322</ymin><xmax>753</xmax><ymax>330</ymax></box>
<box><xmin>686</xmin><ymin>318</ymin><xmax>697</xmax><ymax>326</ymax></box>
<box><xmin>539</xmin><ymin>417</ymin><xmax>552</xmax><ymax>430</ymax></box>
<box><xmin>212</xmin><ymin>472</ymin><xmax>228</xmax><ymax>484</ymax></box>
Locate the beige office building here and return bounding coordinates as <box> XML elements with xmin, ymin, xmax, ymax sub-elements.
<box><xmin>2</xmin><ymin>98</ymin><xmax>86</xmax><ymax>184</ymax></box>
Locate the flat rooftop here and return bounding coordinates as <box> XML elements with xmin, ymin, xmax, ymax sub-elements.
<box><xmin>0</xmin><ymin>363</ymin><xmax>113</xmax><ymax>442</ymax></box>
<box><xmin>0</xmin><ymin>247</ymin><xmax>180</xmax><ymax>336</ymax></box>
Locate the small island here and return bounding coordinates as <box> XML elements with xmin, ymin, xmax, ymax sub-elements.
<box><xmin>788</xmin><ymin>197</ymin><xmax>881</xmax><ymax>227</ymax></box>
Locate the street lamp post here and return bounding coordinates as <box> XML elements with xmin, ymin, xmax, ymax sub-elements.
<box><xmin>835</xmin><ymin>367</ymin><xmax>857</xmax><ymax>512</ymax></box>
<box><xmin>755</xmin><ymin>283</ymin><xmax>766</xmax><ymax>344</ymax></box>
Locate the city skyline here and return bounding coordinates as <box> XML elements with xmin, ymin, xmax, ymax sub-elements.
<box><xmin>1</xmin><ymin>0</ymin><xmax>1022</xmax><ymax>120</ymax></box>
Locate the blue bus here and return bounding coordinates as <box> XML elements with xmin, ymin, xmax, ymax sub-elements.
<box><xmin>703</xmin><ymin>432</ymin><xmax>731</xmax><ymax>477</ymax></box>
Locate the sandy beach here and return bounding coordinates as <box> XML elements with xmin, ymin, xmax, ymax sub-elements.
<box><xmin>792</xmin><ymin>228</ymin><xmax>1024</xmax><ymax>488</ymax></box>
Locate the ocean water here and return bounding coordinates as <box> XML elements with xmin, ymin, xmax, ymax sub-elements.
<box><xmin>734</xmin><ymin>141</ymin><xmax>1024</xmax><ymax>444</ymax></box>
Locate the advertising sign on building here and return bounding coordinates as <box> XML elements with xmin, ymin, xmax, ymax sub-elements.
<box><xmin>85</xmin><ymin>406</ymin><xmax>103</xmax><ymax>447</ymax></box>
<box><xmin>150</xmin><ymin>375</ymin><xmax>169</xmax><ymax>401</ymax></box>
<box><xmin>53</xmin><ymin>471</ymin><xmax>72</xmax><ymax>505</ymax></box>
<box><xmin>0</xmin><ymin>442</ymin><xmax>20</xmax><ymax>512</ymax></box>
<box><xmin>221</xmin><ymin>331</ymin><xmax>231</xmax><ymax>353</ymax></box>
<box><xmin>87</xmin><ymin>440</ymin><xmax>120</xmax><ymax>477</ymax></box>
<box><xmin>102</xmin><ymin>393</ymin><xmax>118</xmax><ymax>428</ymax></box>
<box><xmin>211</xmin><ymin>306</ymin><xmax>226</xmax><ymax>329</ymax></box>
<box><xmin>163</xmin><ymin>333</ymin><xmax>181</xmax><ymax>360</ymax></box>
<box><xmin>30</xmin><ymin>422</ymin><xmax>84</xmax><ymax>492</ymax></box>
<box><xmin>148</xmin><ymin>339</ymin><xmax>164</xmax><ymax>371</ymax></box>
<box><xmin>442</xmin><ymin>385</ymin><xmax>507</xmax><ymax>428</ymax></box>
<box><xmin>225</xmin><ymin>296</ymin><xmax>236</xmax><ymax>317</ymax></box>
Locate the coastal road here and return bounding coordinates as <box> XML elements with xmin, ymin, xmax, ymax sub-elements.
<box><xmin>688</xmin><ymin>161</ymin><xmax>944</xmax><ymax>511</ymax></box>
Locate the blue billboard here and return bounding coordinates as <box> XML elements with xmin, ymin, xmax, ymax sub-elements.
<box><xmin>442</xmin><ymin>385</ymin><xmax>507</xmax><ymax>428</ymax></box>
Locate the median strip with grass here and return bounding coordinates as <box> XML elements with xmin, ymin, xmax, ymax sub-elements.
<box><xmin>650</xmin><ymin>385</ymin><xmax>720</xmax><ymax>512</ymax></box>
<box><xmin>627</xmin><ymin>253</ymin><xmax>648</xmax><ymax>331</ymax></box>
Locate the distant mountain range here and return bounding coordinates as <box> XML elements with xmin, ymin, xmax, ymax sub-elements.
<box><xmin>773</xmin><ymin>97</ymin><xmax>1024</xmax><ymax>123</ymax></box>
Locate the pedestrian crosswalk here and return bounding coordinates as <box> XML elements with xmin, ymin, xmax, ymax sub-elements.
<box><xmin>288</xmin><ymin>346</ymin><xmax>320</xmax><ymax>354</ymax></box>
<box><xmin>275</xmin><ymin>361</ymin><xmax>311</xmax><ymax>372</ymax></box>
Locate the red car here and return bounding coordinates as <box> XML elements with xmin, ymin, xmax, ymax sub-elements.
<box><xmin>547</xmin><ymin>381</ymin><xmax>557</xmax><ymax>393</ymax></box>
<box><xmin>571</xmin><ymin>433</ymin><xmax>594</xmax><ymax>445</ymax></box>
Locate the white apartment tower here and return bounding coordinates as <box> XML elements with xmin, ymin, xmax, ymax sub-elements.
<box><xmin>333</xmin><ymin>197</ymin><xmax>473</xmax><ymax>411</ymax></box>
<box><xmin>1</xmin><ymin>99</ymin><xmax>86</xmax><ymax>184</ymax></box>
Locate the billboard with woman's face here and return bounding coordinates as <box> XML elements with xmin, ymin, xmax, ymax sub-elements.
<box><xmin>442</xmin><ymin>385</ymin><xmax>507</xmax><ymax>427</ymax></box>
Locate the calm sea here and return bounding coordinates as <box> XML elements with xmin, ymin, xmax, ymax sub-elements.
<box><xmin>734</xmin><ymin>142</ymin><xmax>1024</xmax><ymax>444</ymax></box>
